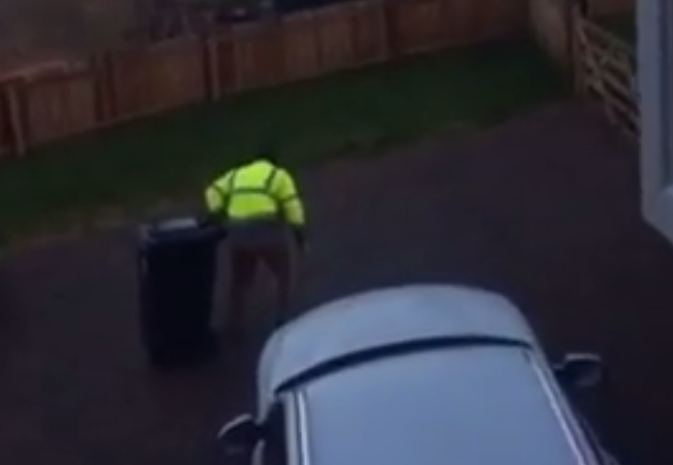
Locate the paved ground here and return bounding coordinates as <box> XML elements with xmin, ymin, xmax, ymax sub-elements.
<box><xmin>1</xmin><ymin>101</ymin><xmax>671</xmax><ymax>465</ymax></box>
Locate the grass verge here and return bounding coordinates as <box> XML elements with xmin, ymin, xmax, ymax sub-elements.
<box><xmin>0</xmin><ymin>38</ymin><xmax>563</xmax><ymax>241</ymax></box>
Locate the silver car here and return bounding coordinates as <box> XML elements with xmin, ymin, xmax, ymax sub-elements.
<box><xmin>218</xmin><ymin>284</ymin><xmax>618</xmax><ymax>465</ymax></box>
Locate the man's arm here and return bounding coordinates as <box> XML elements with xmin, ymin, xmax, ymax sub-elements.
<box><xmin>204</xmin><ymin>173</ymin><xmax>232</xmax><ymax>220</ymax></box>
<box><xmin>275</xmin><ymin>169</ymin><xmax>307</xmax><ymax>244</ymax></box>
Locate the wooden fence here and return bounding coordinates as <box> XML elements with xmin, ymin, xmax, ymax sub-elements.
<box><xmin>0</xmin><ymin>91</ymin><xmax>9</xmax><ymax>156</ymax></box>
<box><xmin>572</xmin><ymin>9</ymin><xmax>637</xmax><ymax>138</ymax></box>
<box><xmin>0</xmin><ymin>0</ymin><xmax>526</xmax><ymax>159</ymax></box>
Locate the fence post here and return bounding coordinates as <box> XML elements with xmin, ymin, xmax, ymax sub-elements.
<box><xmin>382</xmin><ymin>0</ymin><xmax>400</xmax><ymax>60</ymax></box>
<box><xmin>90</xmin><ymin>50</ymin><xmax>118</xmax><ymax>125</ymax></box>
<box><xmin>0</xmin><ymin>83</ymin><xmax>7</xmax><ymax>159</ymax></box>
<box><xmin>105</xmin><ymin>50</ymin><xmax>120</xmax><ymax>123</ymax></box>
<box><xmin>567</xmin><ymin>1</ymin><xmax>583</xmax><ymax>92</ymax></box>
<box><xmin>90</xmin><ymin>52</ymin><xmax>109</xmax><ymax>126</ymax></box>
<box><xmin>204</xmin><ymin>34</ymin><xmax>222</xmax><ymax>101</ymax></box>
<box><xmin>569</xmin><ymin>4</ymin><xmax>586</xmax><ymax>94</ymax></box>
<box><xmin>232</xmin><ymin>25</ymin><xmax>245</xmax><ymax>92</ymax></box>
<box><xmin>312</xmin><ymin>10</ymin><xmax>325</xmax><ymax>76</ymax></box>
<box><xmin>4</xmin><ymin>80</ymin><xmax>27</xmax><ymax>157</ymax></box>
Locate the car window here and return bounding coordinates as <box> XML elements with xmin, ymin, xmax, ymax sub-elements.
<box><xmin>260</xmin><ymin>402</ymin><xmax>287</xmax><ymax>465</ymax></box>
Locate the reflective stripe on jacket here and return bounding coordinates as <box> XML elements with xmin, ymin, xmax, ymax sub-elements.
<box><xmin>205</xmin><ymin>159</ymin><xmax>306</xmax><ymax>226</ymax></box>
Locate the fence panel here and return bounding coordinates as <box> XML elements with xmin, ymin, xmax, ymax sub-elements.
<box><xmin>473</xmin><ymin>0</ymin><xmax>527</xmax><ymax>40</ymax></box>
<box><xmin>22</xmin><ymin>70</ymin><xmax>98</xmax><ymax>147</ymax></box>
<box><xmin>149</xmin><ymin>38</ymin><xmax>207</xmax><ymax>109</ymax></box>
<box><xmin>212</xmin><ymin>31</ymin><xmax>237</xmax><ymax>95</ymax></box>
<box><xmin>351</xmin><ymin>0</ymin><xmax>388</xmax><ymax>65</ymax></box>
<box><xmin>442</xmin><ymin>0</ymin><xmax>490</xmax><ymax>44</ymax></box>
<box><xmin>230</xmin><ymin>21</ymin><xmax>286</xmax><ymax>92</ymax></box>
<box><xmin>108</xmin><ymin>45</ymin><xmax>155</xmax><ymax>120</ymax></box>
<box><xmin>393</xmin><ymin>0</ymin><xmax>450</xmax><ymax>55</ymax></box>
<box><xmin>109</xmin><ymin>37</ymin><xmax>206</xmax><ymax>121</ymax></box>
<box><xmin>392</xmin><ymin>0</ymin><xmax>525</xmax><ymax>56</ymax></box>
<box><xmin>314</xmin><ymin>4</ymin><xmax>357</xmax><ymax>73</ymax></box>
<box><xmin>281</xmin><ymin>12</ymin><xmax>323</xmax><ymax>81</ymax></box>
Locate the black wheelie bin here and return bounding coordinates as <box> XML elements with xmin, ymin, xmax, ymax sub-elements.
<box><xmin>138</xmin><ymin>217</ymin><xmax>224</xmax><ymax>368</ymax></box>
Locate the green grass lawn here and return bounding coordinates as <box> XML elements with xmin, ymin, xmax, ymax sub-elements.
<box><xmin>0</xmin><ymin>38</ymin><xmax>563</xmax><ymax>241</ymax></box>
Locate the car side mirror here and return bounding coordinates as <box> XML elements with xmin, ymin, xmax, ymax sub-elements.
<box><xmin>554</xmin><ymin>353</ymin><xmax>604</xmax><ymax>389</ymax></box>
<box><xmin>217</xmin><ymin>413</ymin><xmax>261</xmax><ymax>459</ymax></box>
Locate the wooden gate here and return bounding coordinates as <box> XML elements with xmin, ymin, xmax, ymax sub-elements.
<box><xmin>573</xmin><ymin>8</ymin><xmax>637</xmax><ymax>137</ymax></box>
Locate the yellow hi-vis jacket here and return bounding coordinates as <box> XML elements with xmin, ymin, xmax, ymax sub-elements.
<box><xmin>205</xmin><ymin>159</ymin><xmax>306</xmax><ymax>227</ymax></box>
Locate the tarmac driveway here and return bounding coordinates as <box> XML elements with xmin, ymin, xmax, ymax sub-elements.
<box><xmin>0</xmin><ymin>102</ymin><xmax>670</xmax><ymax>465</ymax></box>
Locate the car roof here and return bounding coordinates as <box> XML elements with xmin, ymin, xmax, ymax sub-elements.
<box><xmin>296</xmin><ymin>345</ymin><xmax>597</xmax><ymax>465</ymax></box>
<box><xmin>258</xmin><ymin>285</ymin><xmax>539</xmax><ymax>403</ymax></box>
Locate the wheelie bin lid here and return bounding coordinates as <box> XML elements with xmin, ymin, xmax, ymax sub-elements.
<box><xmin>139</xmin><ymin>216</ymin><xmax>224</xmax><ymax>248</ymax></box>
